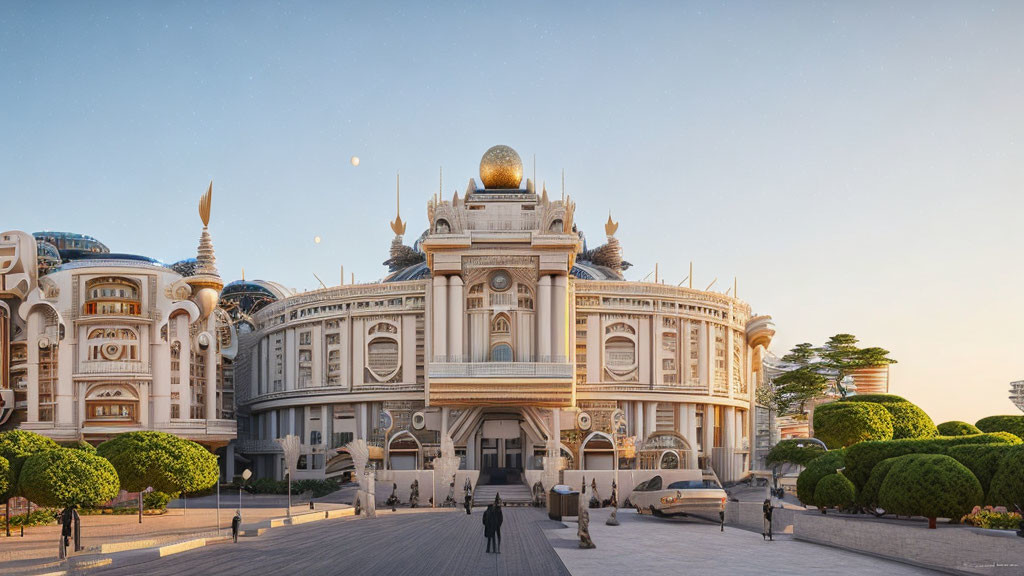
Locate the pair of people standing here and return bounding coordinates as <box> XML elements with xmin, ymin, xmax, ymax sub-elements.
<box><xmin>483</xmin><ymin>494</ymin><xmax>503</xmax><ymax>553</ymax></box>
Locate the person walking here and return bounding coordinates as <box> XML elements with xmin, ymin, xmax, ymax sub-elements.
<box><xmin>492</xmin><ymin>494</ymin><xmax>503</xmax><ymax>554</ymax></box>
<box><xmin>231</xmin><ymin>510</ymin><xmax>242</xmax><ymax>543</ymax></box>
<box><xmin>483</xmin><ymin>504</ymin><xmax>497</xmax><ymax>553</ymax></box>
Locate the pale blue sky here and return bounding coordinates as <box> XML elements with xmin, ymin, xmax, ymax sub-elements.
<box><xmin>2</xmin><ymin>1</ymin><xmax>1022</xmax><ymax>422</ymax></box>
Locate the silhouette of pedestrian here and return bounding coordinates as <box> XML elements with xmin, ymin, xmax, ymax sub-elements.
<box><xmin>483</xmin><ymin>504</ymin><xmax>497</xmax><ymax>553</ymax></box>
<box><xmin>232</xmin><ymin>511</ymin><xmax>242</xmax><ymax>543</ymax></box>
<box><xmin>492</xmin><ymin>493</ymin><xmax>503</xmax><ymax>553</ymax></box>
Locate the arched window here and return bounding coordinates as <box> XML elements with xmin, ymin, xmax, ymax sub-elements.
<box><xmin>491</xmin><ymin>315</ymin><xmax>510</xmax><ymax>334</ymax></box>
<box><xmin>490</xmin><ymin>343</ymin><xmax>513</xmax><ymax>362</ymax></box>
<box><xmin>549</xmin><ymin>219</ymin><xmax>563</xmax><ymax>233</ymax></box>
<box><xmin>435</xmin><ymin>219</ymin><xmax>451</xmax><ymax>234</ymax></box>
<box><xmin>366</xmin><ymin>322</ymin><xmax>400</xmax><ymax>381</ymax></box>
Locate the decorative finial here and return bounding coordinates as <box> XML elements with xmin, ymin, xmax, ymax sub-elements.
<box><xmin>390</xmin><ymin>172</ymin><xmax>406</xmax><ymax>236</ymax></box>
<box><xmin>241</xmin><ymin>267</ymin><xmax>245</xmax><ymax>281</ymax></box>
<box><xmin>605</xmin><ymin>211</ymin><xmax>619</xmax><ymax>236</ymax></box>
<box><xmin>199</xmin><ymin>181</ymin><xmax>212</xmax><ymax>227</ymax></box>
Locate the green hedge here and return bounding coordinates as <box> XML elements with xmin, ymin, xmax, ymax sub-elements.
<box><xmin>857</xmin><ymin>456</ymin><xmax>899</xmax><ymax>510</ymax></box>
<box><xmin>937</xmin><ymin>421</ymin><xmax>982</xmax><ymax>437</ymax></box>
<box><xmin>796</xmin><ymin>450</ymin><xmax>845</xmax><ymax>506</ymax></box>
<box><xmin>878</xmin><ymin>454</ymin><xmax>983</xmax><ymax>526</ymax></box>
<box><xmin>987</xmin><ymin>446</ymin><xmax>1024</xmax><ymax>509</ymax></box>
<box><xmin>19</xmin><ymin>449</ymin><xmax>120</xmax><ymax>508</ymax></box>
<box><xmin>245</xmin><ymin>477</ymin><xmax>341</xmax><ymax>498</ymax></box>
<box><xmin>840</xmin><ymin>395</ymin><xmax>937</xmax><ymax>440</ymax></box>
<box><xmin>0</xmin><ymin>456</ymin><xmax>9</xmax><ymax>498</ymax></box>
<box><xmin>946</xmin><ymin>444</ymin><xmax>1010</xmax><ymax>496</ymax></box>
<box><xmin>814</xmin><ymin>402</ymin><xmax>893</xmax><ymax>449</ymax></box>
<box><xmin>765</xmin><ymin>439</ymin><xmax>827</xmax><ymax>467</ymax></box>
<box><xmin>60</xmin><ymin>440</ymin><xmax>97</xmax><ymax>454</ymax></box>
<box><xmin>975</xmin><ymin>415</ymin><xmax>1024</xmax><ymax>442</ymax></box>
<box><xmin>814</xmin><ymin>473</ymin><xmax>855</xmax><ymax>510</ymax></box>
<box><xmin>844</xmin><ymin>433</ymin><xmax>1021</xmax><ymax>492</ymax></box>
<box><xmin>144</xmin><ymin>491</ymin><xmax>175</xmax><ymax>510</ymax></box>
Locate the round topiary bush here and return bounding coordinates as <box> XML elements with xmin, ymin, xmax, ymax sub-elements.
<box><xmin>97</xmin><ymin>431</ymin><xmax>218</xmax><ymax>496</ymax></box>
<box><xmin>60</xmin><ymin>440</ymin><xmax>97</xmax><ymax>454</ymax></box>
<box><xmin>857</xmin><ymin>456</ymin><xmax>899</xmax><ymax>511</ymax></box>
<box><xmin>814</xmin><ymin>473</ymin><xmax>855</xmax><ymax>511</ymax></box>
<box><xmin>975</xmin><ymin>416</ymin><xmax>1024</xmax><ymax>442</ymax></box>
<box><xmin>813</xmin><ymin>402</ymin><xmax>894</xmax><ymax>449</ymax></box>
<box><xmin>19</xmin><ymin>449</ymin><xmax>120</xmax><ymax>508</ymax></box>
<box><xmin>796</xmin><ymin>450</ymin><xmax>846</xmax><ymax>506</ymax></box>
<box><xmin>878</xmin><ymin>454</ymin><xmax>983</xmax><ymax>529</ymax></box>
<box><xmin>765</xmin><ymin>439</ymin><xmax>827</xmax><ymax>468</ymax></box>
<box><xmin>937</xmin><ymin>421</ymin><xmax>982</xmax><ymax>437</ymax></box>
<box><xmin>987</xmin><ymin>446</ymin><xmax>1024</xmax><ymax>509</ymax></box>
<box><xmin>946</xmin><ymin>443</ymin><xmax>1011</xmax><ymax>496</ymax></box>
<box><xmin>841</xmin><ymin>395</ymin><xmax>937</xmax><ymax>440</ymax></box>
<box><xmin>0</xmin><ymin>430</ymin><xmax>61</xmax><ymax>499</ymax></box>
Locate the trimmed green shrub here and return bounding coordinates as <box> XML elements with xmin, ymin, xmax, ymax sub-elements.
<box><xmin>0</xmin><ymin>456</ymin><xmax>9</xmax><ymax>498</ymax></box>
<box><xmin>987</xmin><ymin>445</ymin><xmax>1024</xmax><ymax>509</ymax></box>
<box><xmin>244</xmin><ymin>477</ymin><xmax>341</xmax><ymax>498</ymax></box>
<box><xmin>0</xmin><ymin>430</ymin><xmax>60</xmax><ymax>499</ymax></box>
<box><xmin>813</xmin><ymin>402</ymin><xmax>893</xmax><ymax>449</ymax></box>
<box><xmin>765</xmin><ymin>439</ymin><xmax>827</xmax><ymax>468</ymax></box>
<box><xmin>97</xmin><ymin>431</ymin><xmax>218</xmax><ymax>496</ymax></box>
<box><xmin>937</xmin><ymin>421</ymin><xmax>982</xmax><ymax>437</ymax></box>
<box><xmin>143</xmin><ymin>491</ymin><xmax>175</xmax><ymax>510</ymax></box>
<box><xmin>841</xmin><ymin>395</ymin><xmax>937</xmax><ymax>440</ymax></box>
<box><xmin>60</xmin><ymin>440</ymin><xmax>97</xmax><ymax>454</ymax></box>
<box><xmin>19</xmin><ymin>449</ymin><xmax>119</xmax><ymax>508</ymax></box>
<box><xmin>857</xmin><ymin>456</ymin><xmax>899</xmax><ymax>510</ymax></box>
<box><xmin>879</xmin><ymin>454</ymin><xmax>983</xmax><ymax>528</ymax></box>
<box><xmin>976</xmin><ymin>415</ymin><xmax>1024</xmax><ymax>442</ymax></box>
<box><xmin>796</xmin><ymin>450</ymin><xmax>845</xmax><ymax>506</ymax></box>
<box><xmin>814</xmin><ymin>473</ymin><xmax>855</xmax><ymax>510</ymax></box>
<box><xmin>947</xmin><ymin>444</ymin><xmax>1010</xmax><ymax>496</ymax></box>
<box><xmin>9</xmin><ymin>508</ymin><xmax>57</xmax><ymax>527</ymax></box>
<box><xmin>844</xmin><ymin>433</ymin><xmax>1021</xmax><ymax>492</ymax></box>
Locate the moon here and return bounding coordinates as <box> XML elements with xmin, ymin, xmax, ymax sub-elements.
<box><xmin>314</xmin><ymin>236</ymin><xmax>322</xmax><ymax>244</ymax></box>
<box><xmin>350</xmin><ymin>156</ymin><xmax>360</xmax><ymax>167</ymax></box>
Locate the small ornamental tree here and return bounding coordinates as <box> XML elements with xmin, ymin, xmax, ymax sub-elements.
<box><xmin>813</xmin><ymin>473</ymin><xmax>855</xmax><ymax>512</ymax></box>
<box><xmin>857</xmin><ymin>456</ymin><xmax>899</xmax><ymax>511</ymax></box>
<box><xmin>796</xmin><ymin>450</ymin><xmax>845</xmax><ymax>506</ymax></box>
<box><xmin>19</xmin><ymin>449</ymin><xmax>119</xmax><ymax>508</ymax></box>
<box><xmin>878</xmin><ymin>454</ymin><xmax>983</xmax><ymax>529</ymax></box>
<box><xmin>975</xmin><ymin>416</ymin><xmax>1024</xmax><ymax>442</ymax></box>
<box><xmin>937</xmin><ymin>421</ymin><xmax>982</xmax><ymax>437</ymax></box>
<box><xmin>814</xmin><ymin>335</ymin><xmax>896</xmax><ymax>398</ymax></box>
<box><xmin>813</xmin><ymin>402</ymin><xmax>894</xmax><ymax>449</ymax></box>
<box><xmin>987</xmin><ymin>446</ymin><xmax>1024</xmax><ymax>509</ymax></box>
<box><xmin>765</xmin><ymin>439</ymin><xmax>826</xmax><ymax>468</ymax></box>
<box><xmin>97</xmin><ymin>431</ymin><xmax>218</xmax><ymax>521</ymax></box>
<box><xmin>0</xmin><ymin>457</ymin><xmax>9</xmax><ymax>498</ymax></box>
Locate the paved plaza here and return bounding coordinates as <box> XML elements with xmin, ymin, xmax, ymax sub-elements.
<box><xmin>84</xmin><ymin>506</ymin><xmax>944</xmax><ymax>576</ymax></box>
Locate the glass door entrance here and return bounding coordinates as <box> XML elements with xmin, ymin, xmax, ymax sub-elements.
<box><xmin>480</xmin><ymin>436</ymin><xmax>523</xmax><ymax>485</ymax></box>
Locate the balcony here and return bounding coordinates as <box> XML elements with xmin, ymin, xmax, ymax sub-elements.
<box><xmin>428</xmin><ymin>360</ymin><xmax>573</xmax><ymax>408</ymax></box>
<box><xmin>75</xmin><ymin>360</ymin><xmax>149</xmax><ymax>376</ymax></box>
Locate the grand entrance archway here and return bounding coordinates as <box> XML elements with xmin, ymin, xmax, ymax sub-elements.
<box><xmin>479</xmin><ymin>418</ymin><xmax>522</xmax><ymax>485</ymax></box>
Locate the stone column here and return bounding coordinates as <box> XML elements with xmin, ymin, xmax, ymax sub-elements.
<box><xmin>703</xmin><ymin>404</ymin><xmax>714</xmax><ymax>460</ymax></box>
<box><xmin>635</xmin><ymin>401</ymin><xmax>645</xmax><ymax>442</ymax></box>
<box><xmin>681</xmin><ymin>319</ymin><xmax>691</xmax><ymax>384</ymax></box>
<box><xmin>441</xmin><ymin>406</ymin><xmax>450</xmax><ymax>439</ymax></box>
<box><xmin>226</xmin><ymin>443</ymin><xmax>236</xmax><ymax>479</ymax></box>
<box><xmin>706</xmin><ymin>323</ymin><xmax>716</xmax><ymax>388</ymax></box>
<box><xmin>646</xmin><ymin>401</ymin><xmax>658</xmax><ymax>435</ymax></box>
<box><xmin>537</xmin><ymin>276</ymin><xmax>552</xmax><ymax>360</ymax></box>
<box><xmin>139</xmin><ymin>383</ymin><xmax>150</xmax><ymax>428</ymax></box>
<box><xmin>550</xmin><ymin>407</ymin><xmax>561</xmax><ymax>451</ymax></box>
<box><xmin>723</xmin><ymin>406</ymin><xmax>736</xmax><ymax>481</ymax></box>
<box><xmin>151</xmin><ymin>327</ymin><xmax>171</xmax><ymax>425</ymax></box>
<box><xmin>686</xmin><ymin>404</ymin><xmax>698</xmax><ymax>467</ymax></box>
<box><xmin>205</xmin><ymin>325</ymin><xmax>218</xmax><ymax>422</ymax></box>
<box><xmin>432</xmin><ymin>276</ymin><xmax>448</xmax><ymax>360</ymax></box>
<box><xmin>551</xmin><ymin>275</ymin><xmax>567</xmax><ymax>361</ymax></box>
<box><xmin>726</xmin><ymin>328</ymin><xmax>734</xmax><ymax>399</ymax></box>
<box><xmin>447</xmin><ymin>275</ymin><xmax>464</xmax><ymax>360</ymax></box>
<box><xmin>178</xmin><ymin>315</ymin><xmax>191</xmax><ymax>419</ymax></box>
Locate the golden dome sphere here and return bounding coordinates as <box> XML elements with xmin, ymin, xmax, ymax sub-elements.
<box><xmin>479</xmin><ymin>145</ymin><xmax>523</xmax><ymax>189</ymax></box>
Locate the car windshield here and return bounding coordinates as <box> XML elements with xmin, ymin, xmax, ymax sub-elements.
<box><xmin>633</xmin><ymin>475</ymin><xmax>663</xmax><ymax>492</ymax></box>
<box><xmin>667</xmin><ymin>479</ymin><xmax>722</xmax><ymax>490</ymax></box>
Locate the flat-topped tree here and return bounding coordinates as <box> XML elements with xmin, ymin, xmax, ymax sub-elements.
<box><xmin>758</xmin><ymin>343</ymin><xmax>828</xmax><ymax>417</ymax></box>
<box><xmin>19</xmin><ymin>449</ymin><xmax>118</xmax><ymax>509</ymax></box>
<box><xmin>815</xmin><ymin>335</ymin><xmax>896</xmax><ymax>398</ymax></box>
<box><xmin>97</xmin><ymin>431</ymin><xmax>218</xmax><ymax>522</ymax></box>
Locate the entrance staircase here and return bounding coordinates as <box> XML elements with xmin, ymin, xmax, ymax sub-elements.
<box><xmin>473</xmin><ymin>483</ymin><xmax>533</xmax><ymax>507</ymax></box>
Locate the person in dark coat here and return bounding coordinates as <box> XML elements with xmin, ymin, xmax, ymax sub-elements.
<box><xmin>492</xmin><ymin>494</ymin><xmax>503</xmax><ymax>553</ymax></box>
<box><xmin>483</xmin><ymin>504</ymin><xmax>497</xmax><ymax>553</ymax></box>
<box><xmin>232</xmin><ymin>511</ymin><xmax>242</xmax><ymax>543</ymax></box>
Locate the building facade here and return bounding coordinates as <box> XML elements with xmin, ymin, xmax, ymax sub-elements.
<box><xmin>234</xmin><ymin>145</ymin><xmax>776</xmax><ymax>485</ymax></box>
<box><xmin>0</xmin><ymin>186</ymin><xmax>237</xmax><ymax>449</ymax></box>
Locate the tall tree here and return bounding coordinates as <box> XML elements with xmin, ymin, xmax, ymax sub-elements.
<box><xmin>759</xmin><ymin>343</ymin><xmax>829</xmax><ymax>416</ymax></box>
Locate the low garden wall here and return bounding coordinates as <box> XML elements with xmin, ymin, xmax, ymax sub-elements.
<box><xmin>792</xmin><ymin>512</ymin><xmax>1024</xmax><ymax>575</ymax></box>
<box><xmin>724</xmin><ymin>501</ymin><xmax>797</xmax><ymax>534</ymax></box>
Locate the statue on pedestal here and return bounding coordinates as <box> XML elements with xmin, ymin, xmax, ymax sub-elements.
<box><xmin>409</xmin><ymin>479</ymin><xmax>419</xmax><ymax>508</ymax></box>
<box><xmin>606</xmin><ymin>479</ymin><xmax>620</xmax><ymax>526</ymax></box>
<box><xmin>578</xmin><ymin>476</ymin><xmax>596</xmax><ymax>549</ymax></box>
<box><xmin>589</xmin><ymin>478</ymin><xmax>601</xmax><ymax>509</ymax></box>
<box><xmin>386</xmin><ymin>483</ymin><xmax>400</xmax><ymax>511</ymax></box>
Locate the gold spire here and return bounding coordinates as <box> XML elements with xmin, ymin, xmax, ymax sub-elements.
<box><xmin>390</xmin><ymin>172</ymin><xmax>406</xmax><ymax>236</ymax></box>
<box><xmin>199</xmin><ymin>181</ymin><xmax>212</xmax><ymax>227</ymax></box>
<box><xmin>605</xmin><ymin>212</ymin><xmax>619</xmax><ymax>236</ymax></box>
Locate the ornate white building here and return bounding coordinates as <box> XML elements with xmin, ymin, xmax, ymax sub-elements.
<box><xmin>0</xmin><ymin>186</ymin><xmax>237</xmax><ymax>449</ymax></box>
<box><xmin>233</xmin><ymin>146</ymin><xmax>775</xmax><ymax>486</ymax></box>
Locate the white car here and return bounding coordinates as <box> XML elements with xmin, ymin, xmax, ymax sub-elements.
<box><xmin>630</xmin><ymin>471</ymin><xmax>727</xmax><ymax>526</ymax></box>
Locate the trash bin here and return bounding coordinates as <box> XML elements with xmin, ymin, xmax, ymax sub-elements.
<box><xmin>548</xmin><ymin>485</ymin><xmax>580</xmax><ymax>521</ymax></box>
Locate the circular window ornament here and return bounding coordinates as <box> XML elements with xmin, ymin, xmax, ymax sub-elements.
<box><xmin>101</xmin><ymin>343</ymin><xmax>123</xmax><ymax>360</ymax></box>
<box><xmin>489</xmin><ymin>270</ymin><xmax>511</xmax><ymax>292</ymax></box>
<box><xmin>37</xmin><ymin>336</ymin><xmax>51</xmax><ymax>350</ymax></box>
<box><xmin>412</xmin><ymin>411</ymin><xmax>426</xmax><ymax>430</ymax></box>
<box><xmin>577</xmin><ymin>411</ymin><xmax>592</xmax><ymax>431</ymax></box>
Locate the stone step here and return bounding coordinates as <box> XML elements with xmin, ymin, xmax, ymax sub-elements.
<box><xmin>473</xmin><ymin>484</ymin><xmax>533</xmax><ymax>506</ymax></box>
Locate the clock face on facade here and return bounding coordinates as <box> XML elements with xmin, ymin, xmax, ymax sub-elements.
<box><xmin>489</xmin><ymin>270</ymin><xmax>511</xmax><ymax>292</ymax></box>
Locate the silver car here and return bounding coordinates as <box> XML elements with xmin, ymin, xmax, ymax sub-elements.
<box><xmin>630</xmin><ymin>472</ymin><xmax>727</xmax><ymax>528</ymax></box>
